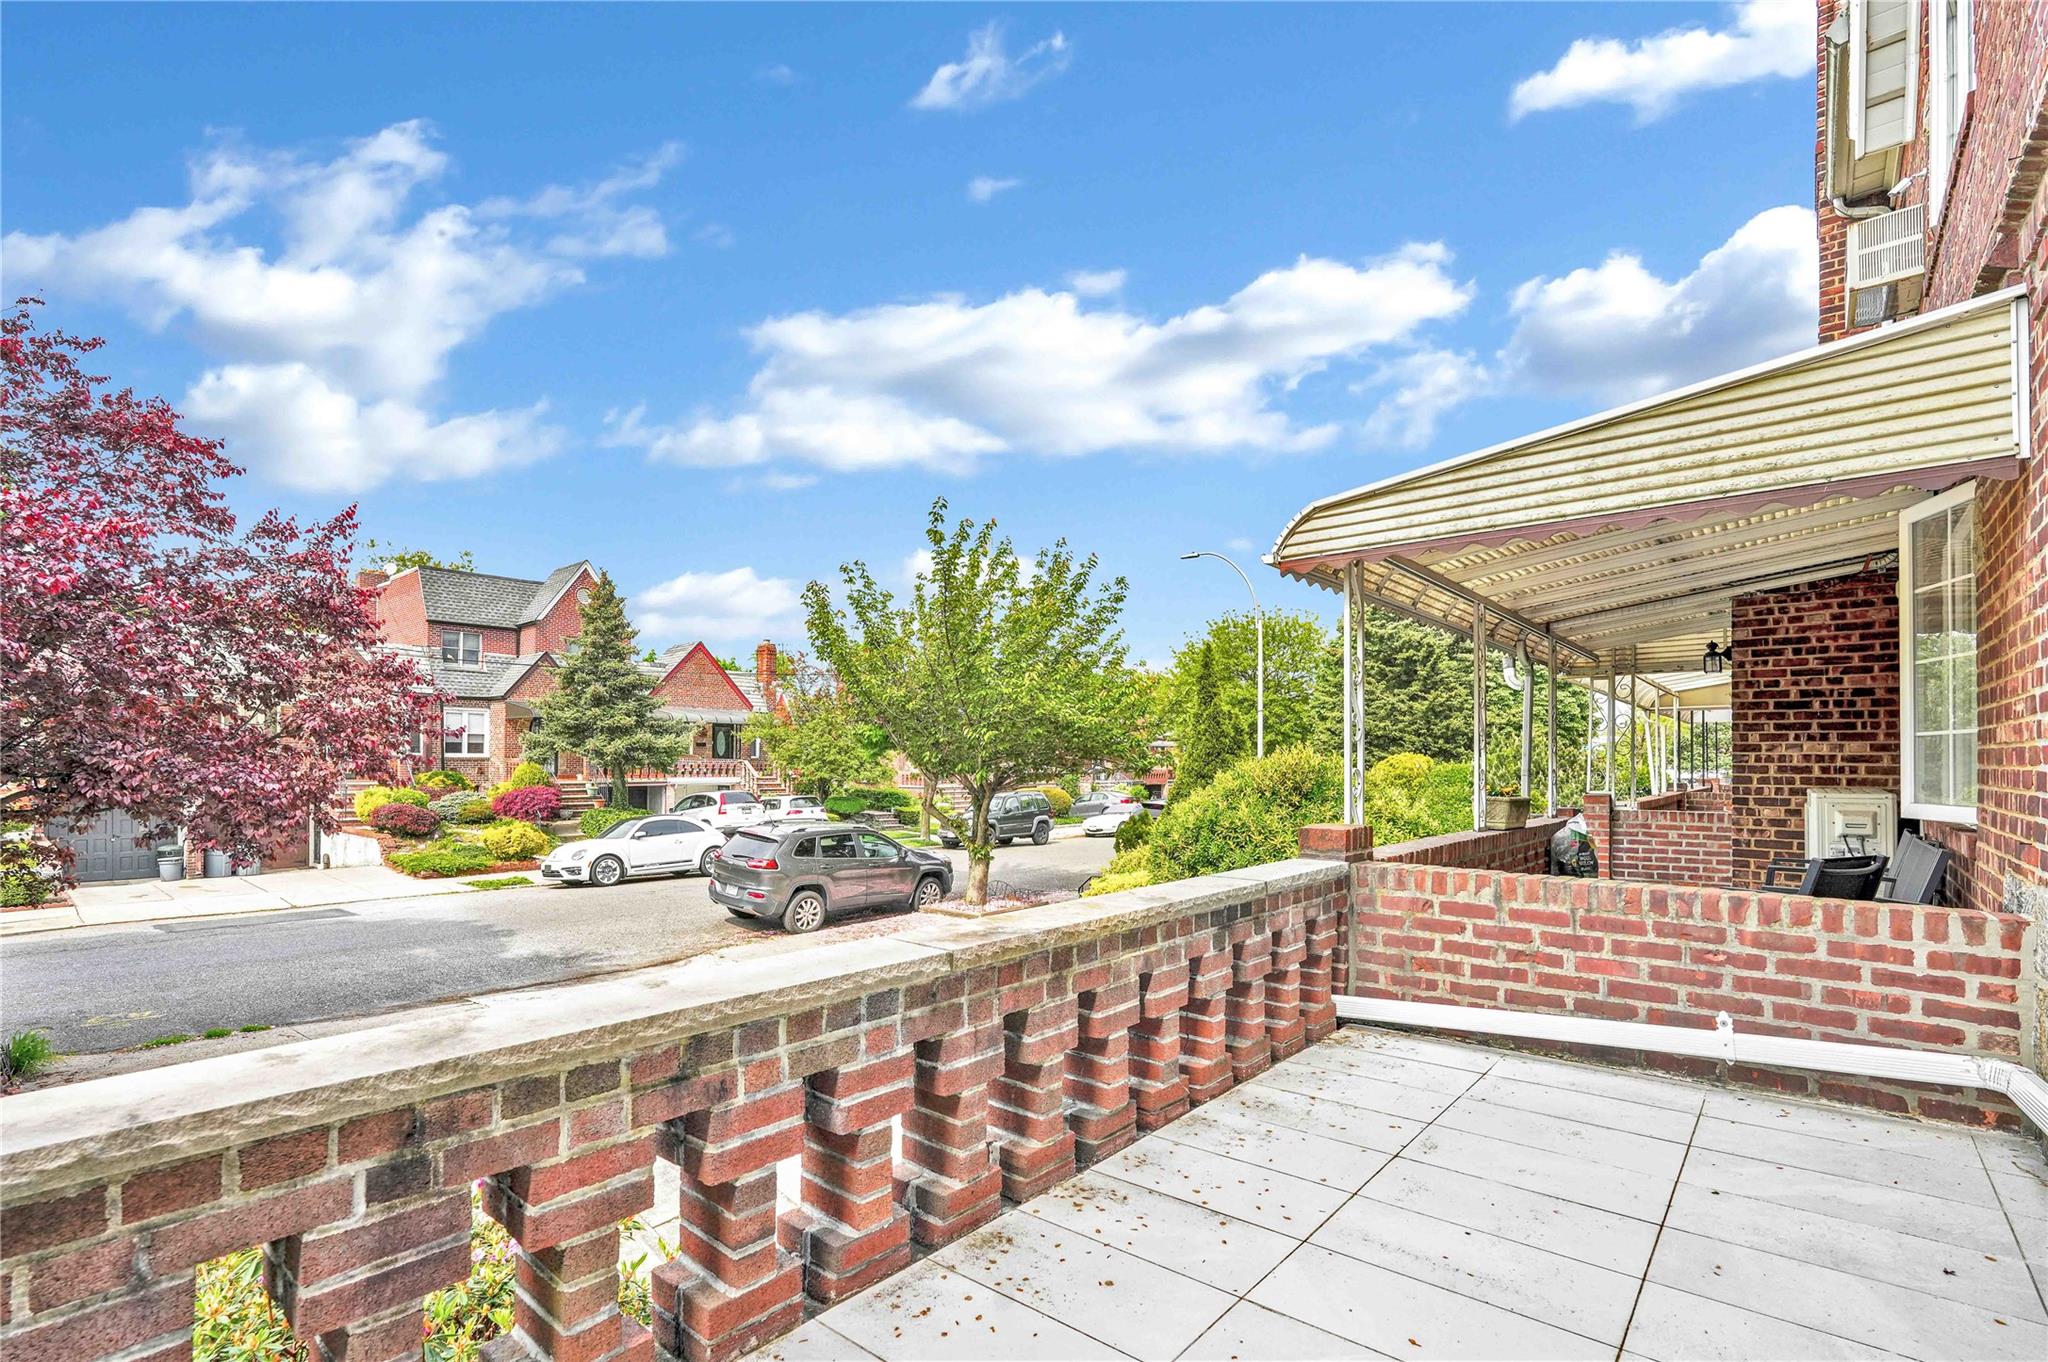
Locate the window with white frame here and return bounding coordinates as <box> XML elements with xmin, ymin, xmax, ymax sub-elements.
<box><xmin>405</xmin><ymin>728</ymin><xmax>426</xmax><ymax>758</ymax></box>
<box><xmin>443</xmin><ymin>707</ymin><xmax>489</xmax><ymax>759</ymax></box>
<box><xmin>1928</xmin><ymin>0</ymin><xmax>1975</xmax><ymax>219</ymax></box>
<box><xmin>1900</xmin><ymin>484</ymin><xmax>1977</xmax><ymax>820</ymax></box>
<box><xmin>441</xmin><ymin>630</ymin><xmax>482</xmax><ymax>664</ymax></box>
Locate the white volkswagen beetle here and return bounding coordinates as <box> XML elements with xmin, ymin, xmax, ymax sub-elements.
<box><xmin>541</xmin><ymin>814</ymin><xmax>727</xmax><ymax>887</ymax></box>
<box><xmin>1082</xmin><ymin>806</ymin><xmax>1142</xmax><ymax>837</ymax></box>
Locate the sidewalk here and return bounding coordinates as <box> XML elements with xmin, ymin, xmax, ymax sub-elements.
<box><xmin>0</xmin><ymin>864</ymin><xmax>502</xmax><ymax>937</ymax></box>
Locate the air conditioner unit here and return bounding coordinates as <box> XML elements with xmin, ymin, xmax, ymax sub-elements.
<box><xmin>1804</xmin><ymin>787</ymin><xmax>1898</xmax><ymax>860</ymax></box>
<box><xmin>1847</xmin><ymin>204</ymin><xmax>1926</xmax><ymax>326</ymax></box>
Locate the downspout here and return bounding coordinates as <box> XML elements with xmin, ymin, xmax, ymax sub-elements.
<box><xmin>1502</xmin><ymin>641</ymin><xmax>1534</xmax><ymax>800</ymax></box>
<box><xmin>1824</xmin><ymin>32</ymin><xmax>1891</xmax><ymax>225</ymax></box>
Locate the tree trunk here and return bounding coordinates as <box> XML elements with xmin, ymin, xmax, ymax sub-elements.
<box><xmin>963</xmin><ymin>786</ymin><xmax>995</xmax><ymax>905</ymax></box>
<box><xmin>610</xmin><ymin>767</ymin><xmax>630</xmax><ymax>806</ymax></box>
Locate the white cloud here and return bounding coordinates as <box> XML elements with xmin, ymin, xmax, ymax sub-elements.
<box><xmin>756</xmin><ymin>63</ymin><xmax>799</xmax><ymax>87</ymax></box>
<box><xmin>1</xmin><ymin>121</ymin><xmax>676</xmax><ymax>492</ymax></box>
<box><xmin>632</xmin><ymin>566</ymin><xmax>804</xmax><ymax>644</ymax></box>
<box><xmin>608</xmin><ymin>246</ymin><xmax>1472</xmax><ymax>477</ymax></box>
<box><xmin>967</xmin><ymin>175</ymin><xmax>1022</xmax><ymax>204</ymax></box>
<box><xmin>1510</xmin><ymin>0</ymin><xmax>1811</xmax><ymax>122</ymax></box>
<box><xmin>1224</xmin><ymin>537</ymin><xmax>1255</xmax><ymax>554</ymax></box>
<box><xmin>1500</xmin><ymin>204</ymin><xmax>1817</xmax><ymax>401</ymax></box>
<box><xmin>1067</xmin><ymin>268</ymin><xmax>1126</xmax><ymax>297</ymax></box>
<box><xmin>1356</xmin><ymin>347</ymin><xmax>1489</xmax><ymax>449</ymax></box>
<box><xmin>911</xmin><ymin>23</ymin><xmax>1071</xmax><ymax>112</ymax></box>
<box><xmin>902</xmin><ymin>548</ymin><xmax>936</xmax><ymax>584</ymax></box>
<box><xmin>693</xmin><ymin>222</ymin><xmax>737</xmax><ymax>249</ymax></box>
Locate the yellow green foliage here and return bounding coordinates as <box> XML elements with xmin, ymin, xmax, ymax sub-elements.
<box><xmin>478</xmin><ymin>820</ymin><xmax>551</xmax><ymax>860</ymax></box>
<box><xmin>354</xmin><ymin>785</ymin><xmax>428</xmax><ymax>821</ymax></box>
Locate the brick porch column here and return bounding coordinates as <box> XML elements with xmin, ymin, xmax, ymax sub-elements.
<box><xmin>898</xmin><ymin>1027</ymin><xmax>1005</xmax><ymax>1246</ymax></box>
<box><xmin>1301</xmin><ymin>910</ymin><xmax>1341</xmax><ymax>1042</ymax></box>
<box><xmin>483</xmin><ymin>1132</ymin><xmax>657</xmax><ymax>1362</ymax></box>
<box><xmin>989</xmin><ymin>999</ymin><xmax>1078</xmax><ymax>1200</ymax></box>
<box><xmin>1066</xmin><ymin>981</ymin><xmax>1140</xmax><ymax>1163</ymax></box>
<box><xmin>1265</xmin><ymin>919</ymin><xmax>1308</xmax><ymax>1059</ymax></box>
<box><xmin>1225</xmin><ymin>923</ymin><xmax>1274</xmax><ymax>1082</ymax></box>
<box><xmin>651</xmin><ymin>1086</ymin><xmax>806</xmax><ymax>1362</ymax></box>
<box><xmin>1130</xmin><ymin>965</ymin><xmax>1192</xmax><ymax>1130</ymax></box>
<box><xmin>1179</xmin><ymin>949</ymin><xmax>1234</xmax><ymax>1104</ymax></box>
<box><xmin>794</xmin><ymin>1054</ymin><xmax>914</xmax><ymax>1305</ymax></box>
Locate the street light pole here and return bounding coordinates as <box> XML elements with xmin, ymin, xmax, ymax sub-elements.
<box><xmin>1181</xmin><ymin>551</ymin><xmax>1264</xmax><ymax>758</ymax></box>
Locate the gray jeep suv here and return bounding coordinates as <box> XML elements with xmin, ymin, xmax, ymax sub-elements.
<box><xmin>709</xmin><ymin>823</ymin><xmax>953</xmax><ymax>933</ymax></box>
<box><xmin>937</xmin><ymin>790</ymin><xmax>1054</xmax><ymax>848</ymax></box>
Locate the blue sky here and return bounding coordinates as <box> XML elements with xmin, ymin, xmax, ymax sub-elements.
<box><xmin>3</xmin><ymin>2</ymin><xmax>1818</xmax><ymax>666</ymax></box>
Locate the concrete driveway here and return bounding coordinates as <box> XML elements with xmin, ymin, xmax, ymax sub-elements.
<box><xmin>0</xmin><ymin>834</ymin><xmax>1114</xmax><ymax>1062</ymax></box>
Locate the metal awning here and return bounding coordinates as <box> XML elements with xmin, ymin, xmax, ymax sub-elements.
<box><xmin>1273</xmin><ymin>288</ymin><xmax>2029</xmax><ymax>684</ymax></box>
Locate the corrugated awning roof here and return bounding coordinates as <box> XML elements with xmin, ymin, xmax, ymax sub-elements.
<box><xmin>1272</xmin><ymin>288</ymin><xmax>2028</xmax><ymax>687</ymax></box>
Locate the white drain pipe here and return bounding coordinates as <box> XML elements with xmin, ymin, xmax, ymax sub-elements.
<box><xmin>1335</xmin><ymin>995</ymin><xmax>2048</xmax><ymax>1137</ymax></box>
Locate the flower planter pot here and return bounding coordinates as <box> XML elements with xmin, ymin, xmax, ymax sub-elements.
<box><xmin>1483</xmin><ymin>796</ymin><xmax>1531</xmax><ymax>831</ymax></box>
<box><xmin>202</xmin><ymin>849</ymin><xmax>232</xmax><ymax>878</ymax></box>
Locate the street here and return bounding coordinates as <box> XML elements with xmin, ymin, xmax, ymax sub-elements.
<box><xmin>0</xmin><ymin>834</ymin><xmax>1114</xmax><ymax>1056</ymax></box>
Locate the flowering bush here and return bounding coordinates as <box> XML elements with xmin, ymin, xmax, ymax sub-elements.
<box><xmin>490</xmin><ymin>785</ymin><xmax>561</xmax><ymax>824</ymax></box>
<box><xmin>354</xmin><ymin>785</ymin><xmax>428</xmax><ymax>821</ymax></box>
<box><xmin>478</xmin><ymin>820</ymin><xmax>551</xmax><ymax>860</ymax></box>
<box><xmin>371</xmin><ymin>802</ymin><xmax>442</xmax><ymax>838</ymax></box>
<box><xmin>413</xmin><ymin>769</ymin><xmax>472</xmax><ymax>793</ymax></box>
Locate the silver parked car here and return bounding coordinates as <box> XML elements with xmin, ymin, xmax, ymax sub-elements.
<box><xmin>709</xmin><ymin>824</ymin><xmax>952</xmax><ymax>932</ymax></box>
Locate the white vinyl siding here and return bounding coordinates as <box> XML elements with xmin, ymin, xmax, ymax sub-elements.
<box><xmin>443</xmin><ymin>706</ymin><xmax>489</xmax><ymax>759</ymax></box>
<box><xmin>1928</xmin><ymin>0</ymin><xmax>1974</xmax><ymax>219</ymax></box>
<box><xmin>1850</xmin><ymin>0</ymin><xmax>1919</xmax><ymax>157</ymax></box>
<box><xmin>1900</xmin><ymin>484</ymin><xmax>1977</xmax><ymax>821</ymax></box>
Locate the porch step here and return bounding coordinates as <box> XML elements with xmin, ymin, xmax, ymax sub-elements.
<box><xmin>554</xmin><ymin>781</ymin><xmax>599</xmax><ymax>816</ymax></box>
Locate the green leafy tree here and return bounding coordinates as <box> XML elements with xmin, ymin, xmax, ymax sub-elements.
<box><xmin>522</xmin><ymin>572</ymin><xmax>686</xmax><ymax>803</ymax></box>
<box><xmin>1170</xmin><ymin>642</ymin><xmax>1242</xmax><ymax>792</ymax></box>
<box><xmin>742</xmin><ymin>652</ymin><xmax>888</xmax><ymax>800</ymax></box>
<box><xmin>804</xmin><ymin>500</ymin><xmax>1145</xmax><ymax>904</ymax></box>
<box><xmin>361</xmin><ymin>540</ymin><xmax>476</xmax><ymax>573</ymax></box>
<box><xmin>1161</xmin><ymin>611</ymin><xmax>1338</xmax><ymax>768</ymax></box>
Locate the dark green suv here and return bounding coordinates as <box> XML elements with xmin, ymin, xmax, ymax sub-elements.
<box><xmin>937</xmin><ymin>790</ymin><xmax>1054</xmax><ymax>848</ymax></box>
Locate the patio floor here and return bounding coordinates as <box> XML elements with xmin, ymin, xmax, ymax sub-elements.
<box><xmin>738</xmin><ymin>1026</ymin><xmax>2048</xmax><ymax>1361</ymax></box>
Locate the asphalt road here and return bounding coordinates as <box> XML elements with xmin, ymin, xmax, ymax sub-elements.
<box><xmin>1</xmin><ymin>834</ymin><xmax>1115</xmax><ymax>1055</ymax></box>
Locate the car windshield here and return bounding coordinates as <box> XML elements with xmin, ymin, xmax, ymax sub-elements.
<box><xmin>596</xmin><ymin>819</ymin><xmax>645</xmax><ymax>840</ymax></box>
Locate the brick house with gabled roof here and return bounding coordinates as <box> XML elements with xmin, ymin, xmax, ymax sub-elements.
<box><xmin>359</xmin><ymin>561</ymin><xmax>787</xmax><ymax>809</ymax></box>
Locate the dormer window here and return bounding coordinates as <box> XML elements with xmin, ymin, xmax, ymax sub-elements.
<box><xmin>441</xmin><ymin>630</ymin><xmax>482</xmax><ymax>664</ymax></box>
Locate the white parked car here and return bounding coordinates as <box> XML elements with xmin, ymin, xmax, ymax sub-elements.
<box><xmin>669</xmin><ymin>789</ymin><xmax>766</xmax><ymax>831</ymax></box>
<box><xmin>541</xmin><ymin>815</ymin><xmax>726</xmax><ymax>887</ymax></box>
<box><xmin>1082</xmin><ymin>807</ymin><xmax>1142</xmax><ymax>837</ymax></box>
<box><xmin>758</xmin><ymin>795</ymin><xmax>826</xmax><ymax>822</ymax></box>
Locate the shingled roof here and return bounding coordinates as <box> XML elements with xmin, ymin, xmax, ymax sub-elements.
<box><xmin>414</xmin><ymin>562</ymin><xmax>590</xmax><ymax>629</ymax></box>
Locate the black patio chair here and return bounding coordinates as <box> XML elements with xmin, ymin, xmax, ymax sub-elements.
<box><xmin>1875</xmin><ymin>832</ymin><xmax>1952</xmax><ymax>905</ymax></box>
<box><xmin>1760</xmin><ymin>853</ymin><xmax>1888</xmax><ymax>899</ymax></box>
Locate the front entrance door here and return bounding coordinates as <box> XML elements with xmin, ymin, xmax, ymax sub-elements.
<box><xmin>528</xmin><ymin>718</ymin><xmax>557</xmax><ymax>776</ymax></box>
<box><xmin>712</xmin><ymin>723</ymin><xmax>738</xmax><ymax>760</ymax></box>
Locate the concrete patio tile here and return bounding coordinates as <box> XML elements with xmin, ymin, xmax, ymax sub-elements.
<box><xmin>1093</xmin><ymin>1133</ymin><xmax>1349</xmax><ymax>1236</ymax></box>
<box><xmin>1701</xmin><ymin>1090</ymin><xmax>1979</xmax><ymax>1157</ymax></box>
<box><xmin>1308</xmin><ymin>1195</ymin><xmax>1641</xmax><ymax>1345</ymax></box>
<box><xmin>1286</xmin><ymin>1044</ymin><xmax>1483</xmax><ymax>1096</ymax></box>
<box><xmin>1481</xmin><ymin>1054</ymin><xmax>1706</xmax><ymax>1113</ymax></box>
<box><xmin>1402</xmin><ymin>1125</ymin><xmax>1675</xmax><ymax>1222</ymax></box>
<box><xmin>1622</xmin><ymin>1282</ymin><xmax>1910</xmax><ymax>1361</ymax></box>
<box><xmin>818</xmin><ymin>1259</ymin><xmax>1124</xmax><ymax>1361</ymax></box>
<box><xmin>1646</xmin><ymin>1228</ymin><xmax>2048</xmax><ymax>1360</ymax></box>
<box><xmin>1460</xmin><ymin>1072</ymin><xmax>1699</xmax><ymax>1143</ymax></box>
<box><xmin>1204</xmin><ymin>1079</ymin><xmax>1425</xmax><ymax>1153</ymax></box>
<box><xmin>1663</xmin><ymin>1182</ymin><xmax>2045</xmax><ymax>1321</ymax></box>
<box><xmin>1978</xmin><ymin>1138</ymin><xmax>2048</xmax><ymax>1222</ymax></box>
<box><xmin>1248</xmin><ymin>1242</ymin><xmax>1610</xmax><ymax>1361</ymax></box>
<box><xmin>1176</xmin><ymin>1300</ymin><xmax>1382</xmax><ymax>1361</ymax></box>
<box><xmin>1153</xmin><ymin>1104</ymin><xmax>1398</xmax><ymax>1188</ymax></box>
<box><xmin>1683</xmin><ymin>1146</ymin><xmax>2021</xmax><ymax>1255</ymax></box>
<box><xmin>1356</xmin><ymin>1159</ymin><xmax>1659</xmax><ymax>1277</ymax></box>
<box><xmin>1429</xmin><ymin>1097</ymin><xmax>1690</xmax><ymax>1180</ymax></box>
<box><xmin>1319</xmin><ymin>1029</ymin><xmax>1499</xmax><ymax>1074</ymax></box>
<box><xmin>1018</xmin><ymin>1170</ymin><xmax>1297</xmax><ymax>1294</ymax></box>
<box><xmin>1689</xmin><ymin>1115</ymin><xmax>2001</xmax><ymax>1206</ymax></box>
<box><xmin>1257</xmin><ymin>1060</ymin><xmax>1460</xmax><ymax>1122</ymax></box>
<box><xmin>935</xmin><ymin>1212</ymin><xmax>1238</xmax><ymax>1360</ymax></box>
<box><xmin>736</xmin><ymin>1319</ymin><xmax>881</xmax><ymax>1361</ymax></box>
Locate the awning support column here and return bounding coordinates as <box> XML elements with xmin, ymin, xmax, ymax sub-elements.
<box><xmin>1544</xmin><ymin>634</ymin><xmax>1558</xmax><ymax>816</ymax></box>
<box><xmin>1341</xmin><ymin>564</ymin><xmax>1357</xmax><ymax>824</ymax></box>
<box><xmin>1518</xmin><ymin>645</ymin><xmax>1534</xmax><ymax>802</ymax></box>
<box><xmin>1471</xmin><ymin>604</ymin><xmax>1488</xmax><ymax>831</ymax></box>
<box><xmin>1603</xmin><ymin>665</ymin><xmax>1616</xmax><ymax>794</ymax></box>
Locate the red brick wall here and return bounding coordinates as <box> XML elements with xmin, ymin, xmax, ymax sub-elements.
<box><xmin>651</xmin><ymin>644</ymin><xmax>754</xmax><ymax>714</ymax></box>
<box><xmin>431</xmin><ymin>622</ymin><xmax>519</xmax><ymax>658</ymax></box>
<box><xmin>1729</xmin><ymin>570</ymin><xmax>1901</xmax><ymax>889</ymax></box>
<box><xmin>1374</xmin><ymin>819</ymin><xmax>1563</xmax><ymax>875</ymax></box>
<box><xmin>1347</xmin><ymin>859</ymin><xmax>2030</xmax><ymax>1126</ymax></box>
<box><xmin>371</xmin><ymin>571</ymin><xmax>428</xmax><ymax>648</ymax></box>
<box><xmin>1815</xmin><ymin>0</ymin><xmax>1854</xmax><ymax>343</ymax></box>
<box><xmin>1583</xmin><ymin>790</ymin><xmax>1734</xmax><ymax>887</ymax></box>
<box><xmin>516</xmin><ymin>565</ymin><xmax>597</xmax><ymax>657</ymax></box>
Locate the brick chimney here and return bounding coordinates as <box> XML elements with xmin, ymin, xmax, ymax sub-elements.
<box><xmin>356</xmin><ymin>568</ymin><xmax>390</xmax><ymax>589</ymax></box>
<box><xmin>755</xmin><ymin>640</ymin><xmax>778</xmax><ymax>702</ymax></box>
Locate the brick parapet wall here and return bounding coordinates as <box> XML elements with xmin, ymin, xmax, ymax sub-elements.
<box><xmin>1583</xmin><ymin>790</ymin><xmax>1734</xmax><ymax>888</ymax></box>
<box><xmin>0</xmin><ymin>859</ymin><xmax>1345</xmax><ymax>1362</ymax></box>
<box><xmin>1371</xmin><ymin>819</ymin><xmax>1563</xmax><ymax>875</ymax></box>
<box><xmin>1345</xmin><ymin>858</ymin><xmax>2033</xmax><ymax>1126</ymax></box>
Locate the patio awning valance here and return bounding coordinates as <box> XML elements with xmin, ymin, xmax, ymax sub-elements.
<box><xmin>1272</xmin><ymin>289</ymin><xmax>2029</xmax><ymax>682</ymax></box>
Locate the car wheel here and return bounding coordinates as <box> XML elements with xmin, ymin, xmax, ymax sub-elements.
<box><xmin>590</xmin><ymin>856</ymin><xmax>624</xmax><ymax>887</ymax></box>
<box><xmin>783</xmin><ymin>890</ymin><xmax>826</xmax><ymax>934</ymax></box>
<box><xmin>997</xmin><ymin>837</ymin><xmax>1012</xmax><ymax>847</ymax></box>
<box><xmin>698</xmin><ymin>848</ymin><xmax>717</xmax><ymax>875</ymax></box>
<box><xmin>1031</xmin><ymin>822</ymin><xmax>1050</xmax><ymax>846</ymax></box>
<box><xmin>913</xmin><ymin>876</ymin><xmax>944</xmax><ymax>910</ymax></box>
